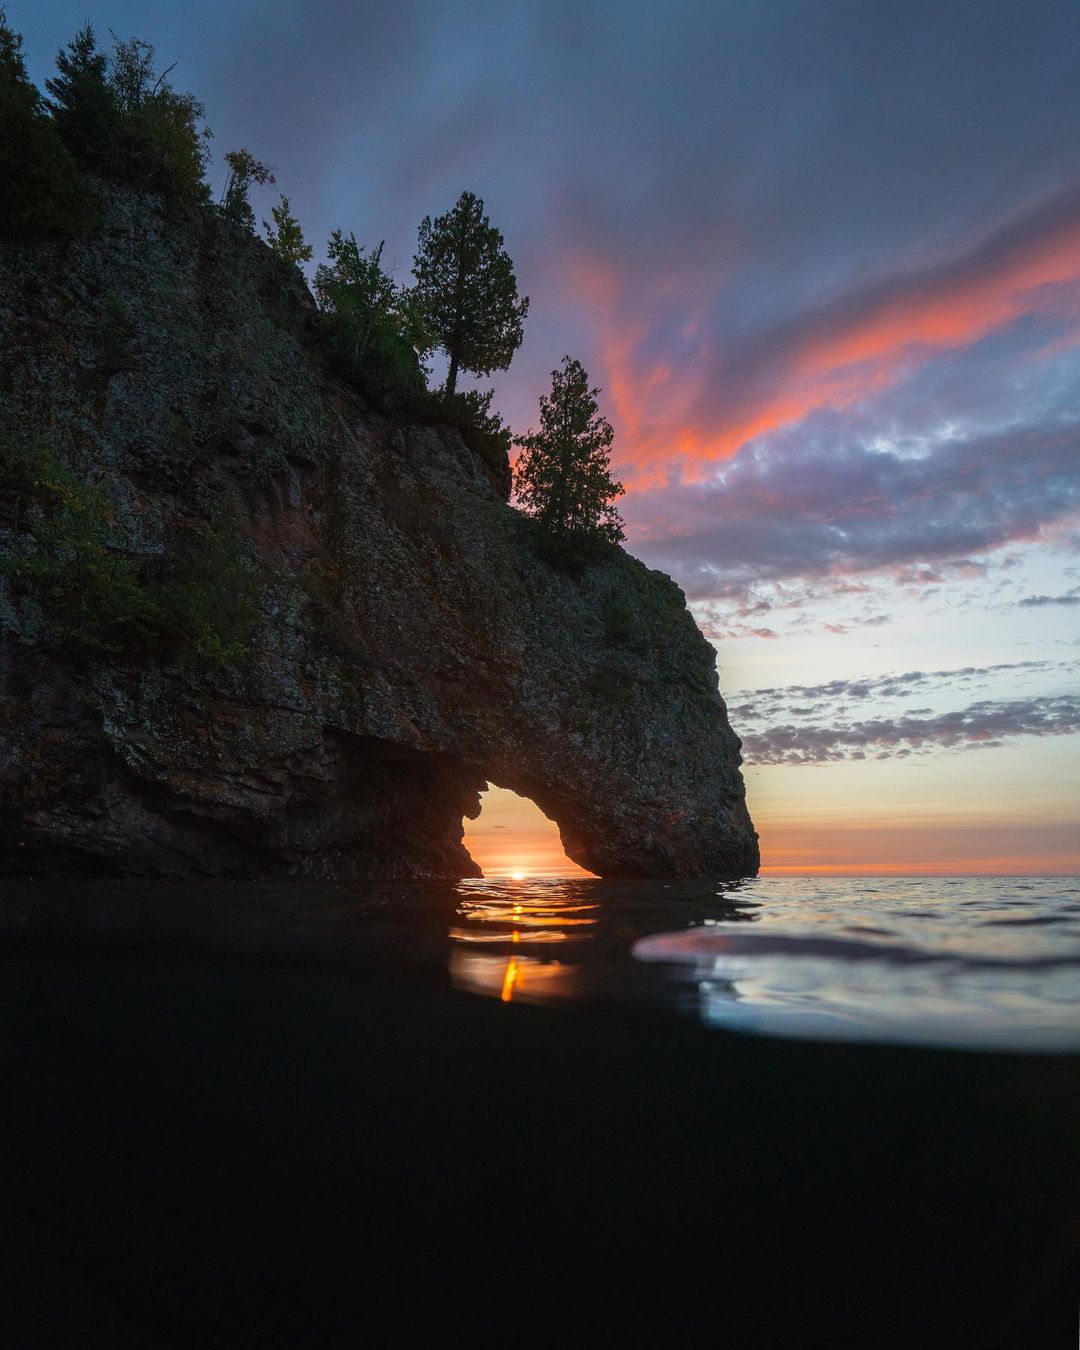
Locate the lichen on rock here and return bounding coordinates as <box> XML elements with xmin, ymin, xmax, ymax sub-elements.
<box><xmin>0</xmin><ymin>188</ymin><xmax>758</xmax><ymax>879</ymax></box>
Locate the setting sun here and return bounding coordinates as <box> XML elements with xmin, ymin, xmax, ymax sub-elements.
<box><xmin>463</xmin><ymin>784</ymin><xmax>596</xmax><ymax>878</ymax></box>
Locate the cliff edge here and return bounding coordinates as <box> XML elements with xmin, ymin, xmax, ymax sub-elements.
<box><xmin>0</xmin><ymin>189</ymin><xmax>758</xmax><ymax>879</ymax></box>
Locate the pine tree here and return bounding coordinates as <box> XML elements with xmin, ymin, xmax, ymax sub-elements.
<box><xmin>46</xmin><ymin>26</ymin><xmax>211</xmax><ymax>204</ymax></box>
<box><xmin>0</xmin><ymin>12</ymin><xmax>99</xmax><ymax>240</ymax></box>
<box><xmin>44</xmin><ymin>23</ymin><xmax>114</xmax><ymax>168</ymax></box>
<box><xmin>263</xmin><ymin>195</ymin><xmax>312</xmax><ymax>266</ymax></box>
<box><xmin>514</xmin><ymin>357</ymin><xmax>625</xmax><ymax>553</ymax></box>
<box><xmin>412</xmin><ymin>190</ymin><xmax>528</xmax><ymax>396</ymax></box>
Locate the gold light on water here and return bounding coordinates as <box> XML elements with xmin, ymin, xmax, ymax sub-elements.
<box><xmin>448</xmin><ymin>878</ymin><xmax>601</xmax><ymax>1006</ymax></box>
<box><xmin>500</xmin><ymin>956</ymin><xmax>520</xmax><ymax>1002</ymax></box>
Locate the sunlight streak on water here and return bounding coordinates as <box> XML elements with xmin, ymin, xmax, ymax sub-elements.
<box><xmin>1</xmin><ymin>874</ymin><xmax>1078</xmax><ymax>1050</ymax></box>
<box><xmin>449</xmin><ymin>879</ymin><xmax>597</xmax><ymax>1003</ymax></box>
<box><xmin>444</xmin><ymin>874</ymin><xmax>1080</xmax><ymax>1048</ymax></box>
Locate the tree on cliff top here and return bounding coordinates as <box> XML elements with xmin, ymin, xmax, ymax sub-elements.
<box><xmin>514</xmin><ymin>356</ymin><xmax>625</xmax><ymax>554</ymax></box>
<box><xmin>220</xmin><ymin>148</ymin><xmax>274</xmax><ymax>231</ymax></box>
<box><xmin>46</xmin><ymin>25</ymin><xmax>211</xmax><ymax>204</ymax></box>
<box><xmin>314</xmin><ymin>230</ymin><xmax>429</xmax><ymax>405</ymax></box>
<box><xmin>263</xmin><ymin>195</ymin><xmax>312</xmax><ymax>266</ymax></box>
<box><xmin>412</xmin><ymin>191</ymin><xmax>529</xmax><ymax>397</ymax></box>
<box><xmin>43</xmin><ymin>25</ymin><xmax>111</xmax><ymax>168</ymax></box>
<box><xmin>0</xmin><ymin>12</ymin><xmax>99</xmax><ymax>240</ymax></box>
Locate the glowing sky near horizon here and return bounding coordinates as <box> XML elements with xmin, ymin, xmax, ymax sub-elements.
<box><xmin>462</xmin><ymin>785</ymin><xmax>593</xmax><ymax>879</ymax></box>
<box><xmin>14</xmin><ymin>0</ymin><xmax>1080</xmax><ymax>873</ymax></box>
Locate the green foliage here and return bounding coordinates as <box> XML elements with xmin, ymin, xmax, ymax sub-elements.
<box><xmin>0</xmin><ymin>433</ymin><xmax>44</xmax><ymax>498</ymax></box>
<box><xmin>220</xmin><ymin>147</ymin><xmax>274</xmax><ymax>231</ymax></box>
<box><xmin>157</xmin><ymin>508</ymin><xmax>261</xmax><ymax>666</ymax></box>
<box><xmin>296</xmin><ymin>557</ymin><xmax>372</xmax><ymax>669</ymax></box>
<box><xmin>412</xmin><ymin>190</ymin><xmax>529</xmax><ymax>396</ymax></box>
<box><xmin>263</xmin><ymin>194</ymin><xmax>312</xmax><ymax>266</ymax></box>
<box><xmin>100</xmin><ymin>291</ymin><xmax>134</xmax><ymax>338</ymax></box>
<box><xmin>411</xmin><ymin>387</ymin><xmax>512</xmax><ymax>477</ymax></box>
<box><xmin>514</xmin><ymin>356</ymin><xmax>625</xmax><ymax>558</ymax></box>
<box><xmin>166</xmin><ymin>410</ymin><xmax>193</xmax><ymax>445</ymax></box>
<box><xmin>0</xmin><ymin>439</ymin><xmax>160</xmax><ymax>655</ymax></box>
<box><xmin>314</xmin><ymin>231</ymin><xmax>428</xmax><ymax>407</ymax></box>
<box><xmin>46</xmin><ymin>25</ymin><xmax>211</xmax><ymax>204</ymax></box>
<box><xmin>0</xmin><ymin>12</ymin><xmax>100</xmax><ymax>240</ymax></box>
<box><xmin>43</xmin><ymin>24</ymin><xmax>111</xmax><ymax>168</ymax></box>
<box><xmin>0</xmin><ymin>438</ymin><xmax>259</xmax><ymax>667</ymax></box>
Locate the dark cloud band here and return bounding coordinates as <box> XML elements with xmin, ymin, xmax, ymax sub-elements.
<box><xmin>741</xmin><ymin>693</ymin><xmax>1080</xmax><ymax>765</ymax></box>
<box><xmin>629</xmin><ymin>416</ymin><xmax>1080</xmax><ymax>598</ymax></box>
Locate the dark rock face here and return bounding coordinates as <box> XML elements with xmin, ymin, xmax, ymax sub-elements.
<box><xmin>0</xmin><ymin>189</ymin><xmax>758</xmax><ymax>879</ymax></box>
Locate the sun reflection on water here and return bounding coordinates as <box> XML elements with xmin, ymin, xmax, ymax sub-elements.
<box><xmin>449</xmin><ymin>949</ymin><xmax>581</xmax><ymax>1003</ymax></box>
<box><xmin>448</xmin><ymin>878</ymin><xmax>600</xmax><ymax>1003</ymax></box>
<box><xmin>440</xmin><ymin>875</ymin><xmax>1080</xmax><ymax>1049</ymax></box>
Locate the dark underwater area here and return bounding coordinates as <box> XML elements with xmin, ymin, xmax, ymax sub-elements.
<box><xmin>1</xmin><ymin>878</ymin><xmax>1078</xmax><ymax>1347</ymax></box>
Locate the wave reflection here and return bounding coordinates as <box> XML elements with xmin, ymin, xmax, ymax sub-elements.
<box><xmin>630</xmin><ymin>876</ymin><xmax>1080</xmax><ymax>1050</ymax></box>
<box><xmin>2</xmin><ymin>874</ymin><xmax>1075</xmax><ymax>1050</ymax></box>
<box><xmin>447</xmin><ymin>878</ymin><xmax>602</xmax><ymax>1003</ymax></box>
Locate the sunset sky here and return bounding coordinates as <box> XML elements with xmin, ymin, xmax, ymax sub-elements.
<box><xmin>16</xmin><ymin>0</ymin><xmax>1079</xmax><ymax>874</ymax></box>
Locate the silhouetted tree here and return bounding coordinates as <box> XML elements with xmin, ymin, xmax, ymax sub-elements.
<box><xmin>412</xmin><ymin>190</ymin><xmax>528</xmax><ymax>397</ymax></box>
<box><xmin>46</xmin><ymin>26</ymin><xmax>210</xmax><ymax>203</ymax></box>
<box><xmin>220</xmin><ymin>148</ymin><xmax>274</xmax><ymax>231</ymax></box>
<box><xmin>0</xmin><ymin>11</ymin><xmax>99</xmax><ymax>239</ymax></box>
<box><xmin>43</xmin><ymin>23</ymin><xmax>112</xmax><ymax>167</ymax></box>
<box><xmin>263</xmin><ymin>195</ymin><xmax>312</xmax><ymax>266</ymax></box>
<box><xmin>315</xmin><ymin>230</ymin><xmax>429</xmax><ymax>404</ymax></box>
<box><xmin>515</xmin><ymin>356</ymin><xmax>625</xmax><ymax>552</ymax></box>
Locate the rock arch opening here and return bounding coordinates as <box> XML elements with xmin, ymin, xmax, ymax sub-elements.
<box><xmin>462</xmin><ymin>783</ymin><xmax>596</xmax><ymax>879</ymax></box>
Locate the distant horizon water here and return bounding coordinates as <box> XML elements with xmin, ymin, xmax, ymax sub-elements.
<box><xmin>464</xmin><ymin>783</ymin><xmax>1080</xmax><ymax>879</ymax></box>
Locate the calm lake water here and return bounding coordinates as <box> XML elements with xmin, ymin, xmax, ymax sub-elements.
<box><xmin>4</xmin><ymin>872</ymin><xmax>1079</xmax><ymax>1052</ymax></box>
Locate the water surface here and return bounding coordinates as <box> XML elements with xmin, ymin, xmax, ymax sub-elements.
<box><xmin>4</xmin><ymin>873</ymin><xmax>1079</xmax><ymax>1051</ymax></box>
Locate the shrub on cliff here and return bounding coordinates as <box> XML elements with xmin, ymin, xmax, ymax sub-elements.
<box><xmin>412</xmin><ymin>191</ymin><xmax>529</xmax><ymax>397</ymax></box>
<box><xmin>158</xmin><ymin>508</ymin><xmax>262</xmax><ymax>667</ymax></box>
<box><xmin>411</xmin><ymin>387</ymin><xmax>512</xmax><ymax>478</ymax></box>
<box><xmin>314</xmin><ymin>231</ymin><xmax>429</xmax><ymax>408</ymax></box>
<box><xmin>0</xmin><ymin>439</ymin><xmax>160</xmax><ymax>655</ymax></box>
<box><xmin>219</xmin><ymin>148</ymin><xmax>274</xmax><ymax>232</ymax></box>
<box><xmin>0</xmin><ymin>439</ymin><xmax>259</xmax><ymax>666</ymax></box>
<box><xmin>0</xmin><ymin>13</ymin><xmax>100</xmax><ymax>241</ymax></box>
<box><xmin>46</xmin><ymin>25</ymin><xmax>211</xmax><ymax>205</ymax></box>
<box><xmin>263</xmin><ymin>195</ymin><xmax>312</xmax><ymax>267</ymax></box>
<box><xmin>514</xmin><ymin>356</ymin><xmax>625</xmax><ymax>559</ymax></box>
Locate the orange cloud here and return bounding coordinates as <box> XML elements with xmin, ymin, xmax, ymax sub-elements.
<box><xmin>788</xmin><ymin>211</ymin><xmax>1080</xmax><ymax>377</ymax></box>
<box><xmin>575</xmin><ymin>189</ymin><xmax>1080</xmax><ymax>480</ymax></box>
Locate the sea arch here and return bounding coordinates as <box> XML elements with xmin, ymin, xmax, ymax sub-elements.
<box><xmin>463</xmin><ymin>781</ymin><xmax>596</xmax><ymax>879</ymax></box>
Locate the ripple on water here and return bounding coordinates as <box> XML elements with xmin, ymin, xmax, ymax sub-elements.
<box><xmin>438</xmin><ymin>874</ymin><xmax>1080</xmax><ymax>1050</ymax></box>
<box><xmin>0</xmin><ymin>873</ymin><xmax>1077</xmax><ymax>1052</ymax></box>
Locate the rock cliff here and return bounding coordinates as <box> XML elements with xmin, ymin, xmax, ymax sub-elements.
<box><xmin>0</xmin><ymin>188</ymin><xmax>758</xmax><ymax>879</ymax></box>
